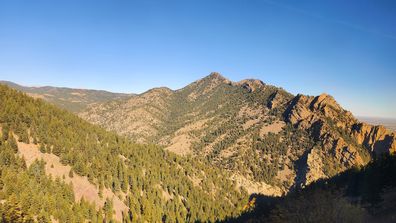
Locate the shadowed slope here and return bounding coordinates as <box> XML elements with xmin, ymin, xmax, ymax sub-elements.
<box><xmin>224</xmin><ymin>154</ymin><xmax>396</xmax><ymax>223</ymax></box>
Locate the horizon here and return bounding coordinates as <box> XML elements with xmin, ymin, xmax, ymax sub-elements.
<box><xmin>1</xmin><ymin>0</ymin><xmax>395</xmax><ymax>118</ymax></box>
<box><xmin>2</xmin><ymin>74</ymin><xmax>396</xmax><ymax>120</ymax></box>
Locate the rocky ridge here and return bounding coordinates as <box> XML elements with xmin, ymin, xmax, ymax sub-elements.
<box><xmin>283</xmin><ymin>93</ymin><xmax>395</xmax><ymax>184</ymax></box>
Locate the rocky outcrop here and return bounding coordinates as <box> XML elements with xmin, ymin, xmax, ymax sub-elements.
<box><xmin>285</xmin><ymin>94</ymin><xmax>315</xmax><ymax>127</ymax></box>
<box><xmin>285</xmin><ymin>93</ymin><xmax>354</xmax><ymax>127</ymax></box>
<box><xmin>284</xmin><ymin>92</ymin><xmax>395</xmax><ymax>155</ymax></box>
<box><xmin>306</xmin><ymin>121</ymin><xmax>366</xmax><ymax>182</ymax></box>
<box><xmin>331</xmin><ymin>138</ymin><xmax>364</xmax><ymax>166</ymax></box>
<box><xmin>267</xmin><ymin>91</ymin><xmax>290</xmax><ymax>109</ymax></box>
<box><xmin>310</xmin><ymin>93</ymin><xmax>342</xmax><ymax>115</ymax></box>
<box><xmin>234</xmin><ymin>79</ymin><xmax>265</xmax><ymax>93</ymax></box>
<box><xmin>305</xmin><ymin>148</ymin><xmax>326</xmax><ymax>185</ymax></box>
<box><xmin>352</xmin><ymin>123</ymin><xmax>396</xmax><ymax>154</ymax></box>
<box><xmin>283</xmin><ymin>92</ymin><xmax>395</xmax><ymax>185</ymax></box>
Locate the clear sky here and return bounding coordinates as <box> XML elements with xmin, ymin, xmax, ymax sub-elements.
<box><xmin>0</xmin><ymin>0</ymin><xmax>395</xmax><ymax>118</ymax></box>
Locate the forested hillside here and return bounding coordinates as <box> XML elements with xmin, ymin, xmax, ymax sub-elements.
<box><xmin>0</xmin><ymin>84</ymin><xmax>248</xmax><ymax>222</ymax></box>
<box><xmin>0</xmin><ymin>81</ymin><xmax>131</xmax><ymax>113</ymax></box>
<box><xmin>0</xmin><ymin>139</ymin><xmax>99</xmax><ymax>222</ymax></box>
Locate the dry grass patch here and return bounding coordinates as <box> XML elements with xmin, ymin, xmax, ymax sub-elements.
<box><xmin>259</xmin><ymin>121</ymin><xmax>285</xmax><ymax>137</ymax></box>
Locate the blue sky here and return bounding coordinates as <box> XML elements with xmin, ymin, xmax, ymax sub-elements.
<box><xmin>0</xmin><ymin>0</ymin><xmax>395</xmax><ymax>118</ymax></box>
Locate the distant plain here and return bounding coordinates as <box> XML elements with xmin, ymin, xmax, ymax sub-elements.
<box><xmin>358</xmin><ymin>117</ymin><xmax>396</xmax><ymax>131</ymax></box>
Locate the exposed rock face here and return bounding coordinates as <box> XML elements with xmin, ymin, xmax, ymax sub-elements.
<box><xmin>234</xmin><ymin>79</ymin><xmax>265</xmax><ymax>93</ymax></box>
<box><xmin>267</xmin><ymin>91</ymin><xmax>290</xmax><ymax>109</ymax></box>
<box><xmin>285</xmin><ymin>94</ymin><xmax>315</xmax><ymax>127</ymax></box>
<box><xmin>352</xmin><ymin>123</ymin><xmax>396</xmax><ymax>154</ymax></box>
<box><xmin>284</xmin><ymin>92</ymin><xmax>395</xmax><ymax>155</ymax></box>
<box><xmin>305</xmin><ymin>148</ymin><xmax>326</xmax><ymax>185</ymax></box>
<box><xmin>332</xmin><ymin>138</ymin><xmax>364</xmax><ymax>167</ymax></box>
<box><xmin>283</xmin><ymin>92</ymin><xmax>395</xmax><ymax>185</ymax></box>
<box><xmin>285</xmin><ymin>93</ymin><xmax>354</xmax><ymax>128</ymax></box>
<box><xmin>310</xmin><ymin>93</ymin><xmax>342</xmax><ymax>114</ymax></box>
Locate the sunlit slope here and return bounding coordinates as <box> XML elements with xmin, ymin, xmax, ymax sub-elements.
<box><xmin>0</xmin><ymin>84</ymin><xmax>248</xmax><ymax>222</ymax></box>
<box><xmin>0</xmin><ymin>80</ymin><xmax>132</xmax><ymax>113</ymax></box>
<box><xmin>81</xmin><ymin>73</ymin><xmax>396</xmax><ymax>193</ymax></box>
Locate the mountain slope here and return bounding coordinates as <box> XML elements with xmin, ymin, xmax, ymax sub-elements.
<box><xmin>17</xmin><ymin>140</ymin><xmax>128</xmax><ymax>221</ymax></box>
<box><xmin>0</xmin><ymin>80</ymin><xmax>132</xmax><ymax>112</ymax></box>
<box><xmin>80</xmin><ymin>72</ymin><xmax>396</xmax><ymax>194</ymax></box>
<box><xmin>226</xmin><ymin>154</ymin><xmax>396</xmax><ymax>223</ymax></box>
<box><xmin>0</xmin><ymin>84</ymin><xmax>248</xmax><ymax>222</ymax></box>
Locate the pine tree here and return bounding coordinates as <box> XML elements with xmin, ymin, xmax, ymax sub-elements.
<box><xmin>103</xmin><ymin>198</ymin><xmax>114</xmax><ymax>221</ymax></box>
<box><xmin>69</xmin><ymin>170</ymin><xmax>74</xmax><ymax>178</ymax></box>
<box><xmin>8</xmin><ymin>136</ymin><xmax>18</xmax><ymax>153</ymax></box>
<box><xmin>39</xmin><ymin>144</ymin><xmax>46</xmax><ymax>153</ymax></box>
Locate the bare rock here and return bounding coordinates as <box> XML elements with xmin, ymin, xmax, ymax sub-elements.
<box><xmin>285</xmin><ymin>94</ymin><xmax>313</xmax><ymax>125</ymax></box>
<box><xmin>305</xmin><ymin>148</ymin><xmax>326</xmax><ymax>185</ymax></box>
<box><xmin>332</xmin><ymin>138</ymin><xmax>363</xmax><ymax>167</ymax></box>
<box><xmin>268</xmin><ymin>91</ymin><xmax>287</xmax><ymax>109</ymax></box>
<box><xmin>284</xmin><ymin>92</ymin><xmax>395</xmax><ymax>155</ymax></box>
<box><xmin>234</xmin><ymin>79</ymin><xmax>265</xmax><ymax>92</ymax></box>
<box><xmin>352</xmin><ymin>123</ymin><xmax>396</xmax><ymax>154</ymax></box>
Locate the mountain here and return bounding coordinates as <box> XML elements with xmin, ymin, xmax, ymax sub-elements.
<box><xmin>1</xmin><ymin>74</ymin><xmax>395</xmax><ymax>222</ymax></box>
<box><xmin>79</xmin><ymin>72</ymin><xmax>396</xmax><ymax>195</ymax></box>
<box><xmin>0</xmin><ymin>81</ymin><xmax>132</xmax><ymax>112</ymax></box>
<box><xmin>0</xmin><ymin>84</ymin><xmax>248</xmax><ymax>222</ymax></box>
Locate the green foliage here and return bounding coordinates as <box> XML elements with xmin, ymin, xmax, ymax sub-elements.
<box><xmin>39</xmin><ymin>144</ymin><xmax>46</xmax><ymax>153</ymax></box>
<box><xmin>0</xmin><ymin>84</ymin><xmax>248</xmax><ymax>222</ymax></box>
<box><xmin>0</xmin><ymin>197</ymin><xmax>35</xmax><ymax>223</ymax></box>
<box><xmin>0</xmin><ymin>81</ymin><xmax>131</xmax><ymax>113</ymax></box>
<box><xmin>0</xmin><ymin>132</ymin><xmax>99</xmax><ymax>222</ymax></box>
<box><xmin>103</xmin><ymin>198</ymin><xmax>114</xmax><ymax>221</ymax></box>
<box><xmin>68</xmin><ymin>170</ymin><xmax>74</xmax><ymax>178</ymax></box>
<box><xmin>233</xmin><ymin>124</ymin><xmax>315</xmax><ymax>185</ymax></box>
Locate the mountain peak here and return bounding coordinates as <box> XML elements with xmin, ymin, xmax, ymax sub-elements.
<box><xmin>310</xmin><ymin>93</ymin><xmax>342</xmax><ymax>112</ymax></box>
<box><xmin>194</xmin><ymin>72</ymin><xmax>231</xmax><ymax>88</ymax></box>
<box><xmin>207</xmin><ymin>72</ymin><xmax>225</xmax><ymax>79</ymax></box>
<box><xmin>205</xmin><ymin>72</ymin><xmax>230</xmax><ymax>83</ymax></box>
